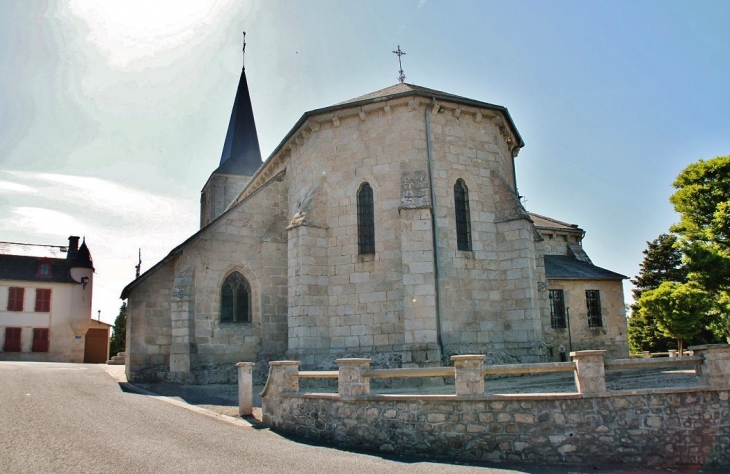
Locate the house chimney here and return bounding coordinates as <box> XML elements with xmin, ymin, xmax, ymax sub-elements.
<box><xmin>68</xmin><ymin>236</ymin><xmax>80</xmax><ymax>259</ymax></box>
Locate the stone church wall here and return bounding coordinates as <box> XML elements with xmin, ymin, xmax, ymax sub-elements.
<box><xmin>284</xmin><ymin>97</ymin><xmax>548</xmax><ymax>368</ymax></box>
<box><xmin>127</xmin><ymin>173</ymin><xmax>289</xmax><ymax>383</ymax></box>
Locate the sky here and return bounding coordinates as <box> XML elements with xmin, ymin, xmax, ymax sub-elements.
<box><xmin>1</xmin><ymin>0</ymin><xmax>729</xmax><ymax>324</ymax></box>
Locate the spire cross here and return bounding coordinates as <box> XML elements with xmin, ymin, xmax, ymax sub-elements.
<box><xmin>242</xmin><ymin>31</ymin><xmax>247</xmax><ymax>68</ymax></box>
<box><xmin>392</xmin><ymin>45</ymin><xmax>406</xmax><ymax>83</ymax></box>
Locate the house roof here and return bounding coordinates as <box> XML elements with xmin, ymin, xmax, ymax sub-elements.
<box><xmin>0</xmin><ymin>254</ymin><xmax>77</xmax><ymax>284</ymax></box>
<box><xmin>0</xmin><ymin>241</ymin><xmax>67</xmax><ymax>259</ymax></box>
<box><xmin>529</xmin><ymin>213</ymin><xmax>582</xmax><ymax>232</ymax></box>
<box><xmin>214</xmin><ymin>67</ymin><xmax>263</xmax><ymax>176</ymax></box>
<box><xmin>544</xmin><ymin>255</ymin><xmax>626</xmax><ymax>280</ymax></box>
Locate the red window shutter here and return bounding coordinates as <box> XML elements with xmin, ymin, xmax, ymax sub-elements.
<box><xmin>35</xmin><ymin>289</ymin><xmax>52</xmax><ymax>312</ymax></box>
<box><xmin>32</xmin><ymin>328</ymin><xmax>49</xmax><ymax>352</ymax></box>
<box><xmin>3</xmin><ymin>327</ymin><xmax>22</xmax><ymax>352</ymax></box>
<box><xmin>7</xmin><ymin>287</ymin><xmax>24</xmax><ymax>311</ymax></box>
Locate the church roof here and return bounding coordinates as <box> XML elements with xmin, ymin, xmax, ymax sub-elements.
<box><xmin>331</xmin><ymin>83</ymin><xmax>524</xmax><ymax>148</ymax></box>
<box><xmin>214</xmin><ymin>67</ymin><xmax>263</xmax><ymax>176</ymax></box>
<box><xmin>529</xmin><ymin>213</ymin><xmax>583</xmax><ymax>233</ymax></box>
<box><xmin>544</xmin><ymin>255</ymin><xmax>626</xmax><ymax>280</ymax></box>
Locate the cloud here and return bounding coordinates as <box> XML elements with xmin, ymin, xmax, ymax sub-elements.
<box><xmin>418</xmin><ymin>0</ymin><xmax>428</xmax><ymax>9</ymax></box>
<box><xmin>0</xmin><ymin>181</ymin><xmax>36</xmax><ymax>193</ymax></box>
<box><xmin>0</xmin><ymin>171</ymin><xmax>198</xmax><ymax>324</ymax></box>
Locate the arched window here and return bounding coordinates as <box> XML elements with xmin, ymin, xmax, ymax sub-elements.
<box><xmin>357</xmin><ymin>182</ymin><xmax>375</xmax><ymax>254</ymax></box>
<box><xmin>454</xmin><ymin>179</ymin><xmax>472</xmax><ymax>251</ymax></box>
<box><xmin>220</xmin><ymin>272</ymin><xmax>250</xmax><ymax>323</ymax></box>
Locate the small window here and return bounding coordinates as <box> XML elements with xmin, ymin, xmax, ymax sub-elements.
<box><xmin>454</xmin><ymin>179</ymin><xmax>472</xmax><ymax>251</ymax></box>
<box><xmin>35</xmin><ymin>289</ymin><xmax>52</xmax><ymax>313</ymax></box>
<box><xmin>586</xmin><ymin>290</ymin><xmax>602</xmax><ymax>327</ymax></box>
<box><xmin>220</xmin><ymin>272</ymin><xmax>250</xmax><ymax>323</ymax></box>
<box><xmin>7</xmin><ymin>287</ymin><xmax>24</xmax><ymax>312</ymax></box>
<box><xmin>357</xmin><ymin>182</ymin><xmax>375</xmax><ymax>254</ymax></box>
<box><xmin>32</xmin><ymin>328</ymin><xmax>49</xmax><ymax>352</ymax></box>
<box><xmin>36</xmin><ymin>260</ymin><xmax>52</xmax><ymax>278</ymax></box>
<box><xmin>3</xmin><ymin>327</ymin><xmax>22</xmax><ymax>352</ymax></box>
<box><xmin>549</xmin><ymin>290</ymin><xmax>566</xmax><ymax>328</ymax></box>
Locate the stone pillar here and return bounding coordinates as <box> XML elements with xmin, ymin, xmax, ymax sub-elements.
<box><xmin>337</xmin><ymin>358</ymin><xmax>372</xmax><ymax>397</ymax></box>
<box><xmin>669</xmin><ymin>349</ymin><xmax>677</xmax><ymax>358</ymax></box>
<box><xmin>452</xmin><ymin>355</ymin><xmax>486</xmax><ymax>396</ymax></box>
<box><xmin>261</xmin><ymin>361</ymin><xmax>300</xmax><ymax>427</ymax></box>
<box><xmin>690</xmin><ymin>344</ymin><xmax>730</xmax><ymax>387</ymax></box>
<box><xmin>236</xmin><ymin>362</ymin><xmax>255</xmax><ymax>416</ymax></box>
<box><xmin>642</xmin><ymin>351</ymin><xmax>651</xmax><ymax>359</ymax></box>
<box><xmin>287</xmin><ymin>224</ymin><xmax>330</xmax><ymax>357</ymax></box>
<box><xmin>170</xmin><ymin>265</ymin><xmax>195</xmax><ymax>373</ymax></box>
<box><xmin>571</xmin><ymin>350</ymin><xmax>606</xmax><ymax>394</ymax></box>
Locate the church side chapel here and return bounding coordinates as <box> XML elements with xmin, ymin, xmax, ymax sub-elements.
<box><xmin>122</xmin><ymin>50</ymin><xmax>628</xmax><ymax>384</ymax></box>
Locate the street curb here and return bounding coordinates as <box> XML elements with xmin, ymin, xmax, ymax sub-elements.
<box><xmin>100</xmin><ymin>365</ymin><xmax>253</xmax><ymax>429</ymax></box>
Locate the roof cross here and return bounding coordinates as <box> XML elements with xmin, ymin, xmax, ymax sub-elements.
<box><xmin>242</xmin><ymin>31</ymin><xmax>247</xmax><ymax>68</ymax></box>
<box><xmin>392</xmin><ymin>45</ymin><xmax>406</xmax><ymax>83</ymax></box>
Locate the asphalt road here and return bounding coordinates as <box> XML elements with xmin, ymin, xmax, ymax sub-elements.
<box><xmin>0</xmin><ymin>362</ymin><xmax>534</xmax><ymax>474</ymax></box>
<box><xmin>0</xmin><ymin>362</ymin><xmax>720</xmax><ymax>474</ymax></box>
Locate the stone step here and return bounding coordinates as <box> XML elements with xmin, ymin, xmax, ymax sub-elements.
<box><xmin>106</xmin><ymin>352</ymin><xmax>126</xmax><ymax>365</ymax></box>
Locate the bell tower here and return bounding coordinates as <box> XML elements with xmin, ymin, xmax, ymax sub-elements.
<box><xmin>200</xmin><ymin>33</ymin><xmax>262</xmax><ymax>227</ymax></box>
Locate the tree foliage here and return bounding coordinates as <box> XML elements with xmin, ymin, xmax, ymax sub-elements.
<box><xmin>628</xmin><ymin>234</ymin><xmax>688</xmax><ymax>353</ymax></box>
<box><xmin>670</xmin><ymin>154</ymin><xmax>730</xmax><ymax>339</ymax></box>
<box><xmin>637</xmin><ymin>282</ymin><xmax>713</xmax><ymax>354</ymax></box>
<box><xmin>109</xmin><ymin>301</ymin><xmax>127</xmax><ymax>358</ymax></box>
<box><xmin>631</xmin><ymin>234</ymin><xmax>686</xmax><ymax>301</ymax></box>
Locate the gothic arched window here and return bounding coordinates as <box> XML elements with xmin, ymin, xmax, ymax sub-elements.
<box><xmin>220</xmin><ymin>272</ymin><xmax>250</xmax><ymax>323</ymax></box>
<box><xmin>454</xmin><ymin>179</ymin><xmax>472</xmax><ymax>251</ymax></box>
<box><xmin>357</xmin><ymin>182</ymin><xmax>375</xmax><ymax>254</ymax></box>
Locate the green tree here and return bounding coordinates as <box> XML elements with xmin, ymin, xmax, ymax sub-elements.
<box><xmin>627</xmin><ymin>234</ymin><xmax>687</xmax><ymax>353</ymax></box>
<box><xmin>670</xmin><ymin>155</ymin><xmax>730</xmax><ymax>339</ymax></box>
<box><xmin>109</xmin><ymin>301</ymin><xmax>127</xmax><ymax>357</ymax></box>
<box><xmin>630</xmin><ymin>234</ymin><xmax>686</xmax><ymax>300</ymax></box>
<box><xmin>638</xmin><ymin>282</ymin><xmax>713</xmax><ymax>355</ymax></box>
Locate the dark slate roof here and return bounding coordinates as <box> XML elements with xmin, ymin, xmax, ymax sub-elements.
<box><xmin>0</xmin><ymin>255</ymin><xmax>77</xmax><ymax>283</ymax></box>
<box><xmin>72</xmin><ymin>241</ymin><xmax>94</xmax><ymax>270</ymax></box>
<box><xmin>544</xmin><ymin>255</ymin><xmax>626</xmax><ymax>280</ymax></box>
<box><xmin>215</xmin><ymin>67</ymin><xmax>263</xmax><ymax>176</ymax></box>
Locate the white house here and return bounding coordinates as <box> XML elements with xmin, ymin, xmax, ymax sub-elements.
<box><xmin>0</xmin><ymin>236</ymin><xmax>107</xmax><ymax>363</ymax></box>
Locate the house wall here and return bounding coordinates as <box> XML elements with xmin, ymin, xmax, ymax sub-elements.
<box><xmin>0</xmin><ymin>281</ymin><xmax>87</xmax><ymax>362</ymax></box>
<box><xmin>545</xmin><ymin>279</ymin><xmax>629</xmax><ymax>359</ymax></box>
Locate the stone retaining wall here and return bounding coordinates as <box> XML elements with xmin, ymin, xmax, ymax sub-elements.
<box><xmin>268</xmin><ymin>389</ymin><xmax>729</xmax><ymax>467</ymax></box>
<box><xmin>258</xmin><ymin>345</ymin><xmax>730</xmax><ymax>468</ymax></box>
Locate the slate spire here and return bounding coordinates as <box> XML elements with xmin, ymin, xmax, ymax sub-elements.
<box><xmin>215</xmin><ymin>66</ymin><xmax>263</xmax><ymax>176</ymax></box>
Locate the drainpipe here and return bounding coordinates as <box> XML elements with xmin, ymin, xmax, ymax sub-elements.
<box><xmin>425</xmin><ymin>97</ymin><xmax>444</xmax><ymax>357</ymax></box>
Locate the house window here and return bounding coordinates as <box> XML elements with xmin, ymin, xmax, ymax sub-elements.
<box><xmin>36</xmin><ymin>260</ymin><xmax>52</xmax><ymax>278</ymax></box>
<box><xmin>454</xmin><ymin>179</ymin><xmax>472</xmax><ymax>251</ymax></box>
<box><xmin>3</xmin><ymin>327</ymin><xmax>21</xmax><ymax>352</ymax></box>
<box><xmin>7</xmin><ymin>287</ymin><xmax>24</xmax><ymax>312</ymax></box>
<box><xmin>32</xmin><ymin>328</ymin><xmax>49</xmax><ymax>352</ymax></box>
<box><xmin>549</xmin><ymin>290</ymin><xmax>566</xmax><ymax>328</ymax></box>
<box><xmin>357</xmin><ymin>182</ymin><xmax>375</xmax><ymax>254</ymax></box>
<box><xmin>35</xmin><ymin>289</ymin><xmax>52</xmax><ymax>312</ymax></box>
<box><xmin>586</xmin><ymin>290</ymin><xmax>602</xmax><ymax>327</ymax></box>
<box><xmin>220</xmin><ymin>272</ymin><xmax>250</xmax><ymax>323</ymax></box>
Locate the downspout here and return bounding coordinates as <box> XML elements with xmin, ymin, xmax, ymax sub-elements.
<box><xmin>425</xmin><ymin>97</ymin><xmax>444</xmax><ymax>358</ymax></box>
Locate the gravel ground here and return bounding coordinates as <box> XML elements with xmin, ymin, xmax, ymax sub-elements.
<box><xmin>135</xmin><ymin>365</ymin><xmax>698</xmax><ymax>422</ymax></box>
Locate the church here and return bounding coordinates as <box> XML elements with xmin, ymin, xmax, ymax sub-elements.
<box><xmin>121</xmin><ymin>65</ymin><xmax>628</xmax><ymax>384</ymax></box>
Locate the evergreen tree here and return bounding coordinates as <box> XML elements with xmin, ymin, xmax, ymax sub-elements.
<box><xmin>628</xmin><ymin>234</ymin><xmax>687</xmax><ymax>353</ymax></box>
<box><xmin>630</xmin><ymin>234</ymin><xmax>686</xmax><ymax>301</ymax></box>
<box><xmin>109</xmin><ymin>302</ymin><xmax>127</xmax><ymax>357</ymax></box>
